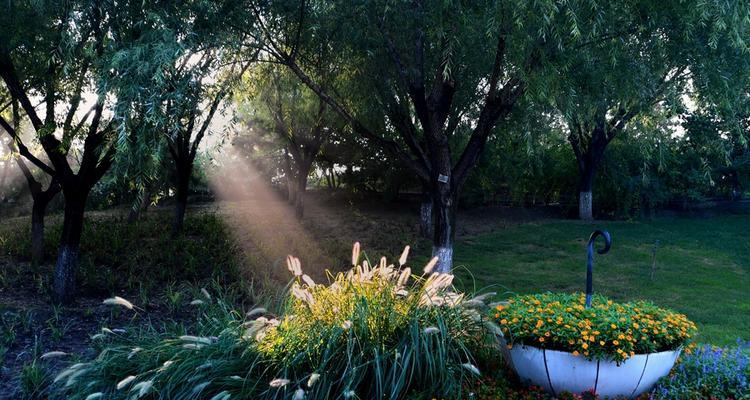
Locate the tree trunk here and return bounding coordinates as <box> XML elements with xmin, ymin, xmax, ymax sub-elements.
<box><xmin>173</xmin><ymin>163</ymin><xmax>191</xmax><ymax>234</ymax></box>
<box><xmin>578</xmin><ymin>159</ymin><xmax>596</xmax><ymax>221</ymax></box>
<box><xmin>419</xmin><ymin>183</ymin><xmax>432</xmax><ymax>238</ymax></box>
<box><xmin>30</xmin><ymin>195</ymin><xmax>51</xmax><ymax>266</ymax></box>
<box><xmin>295</xmin><ymin>162</ymin><xmax>312</xmax><ymax>219</ymax></box>
<box><xmin>283</xmin><ymin>149</ymin><xmax>296</xmax><ymax>203</ymax></box>
<box><xmin>431</xmin><ymin>188</ymin><xmax>456</xmax><ymax>273</ymax></box>
<box><xmin>53</xmin><ymin>190</ymin><xmax>87</xmax><ymax>304</ymax></box>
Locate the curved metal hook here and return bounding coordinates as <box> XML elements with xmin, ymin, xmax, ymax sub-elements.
<box><xmin>589</xmin><ymin>230</ymin><xmax>612</xmax><ymax>255</ymax></box>
<box><xmin>585</xmin><ymin>230</ymin><xmax>611</xmax><ymax>308</ymax></box>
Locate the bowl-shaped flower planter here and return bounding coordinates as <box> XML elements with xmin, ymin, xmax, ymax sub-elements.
<box><xmin>493</xmin><ymin>292</ymin><xmax>696</xmax><ymax>398</ymax></box>
<box><xmin>501</xmin><ymin>342</ymin><xmax>681</xmax><ymax>398</ymax></box>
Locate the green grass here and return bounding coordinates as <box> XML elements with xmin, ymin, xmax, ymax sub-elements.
<box><xmin>453</xmin><ymin>216</ymin><xmax>750</xmax><ymax>346</ymax></box>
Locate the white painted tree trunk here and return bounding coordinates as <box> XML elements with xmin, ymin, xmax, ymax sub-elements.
<box><xmin>579</xmin><ymin>190</ymin><xmax>593</xmax><ymax>221</ymax></box>
<box><xmin>432</xmin><ymin>245</ymin><xmax>453</xmax><ymax>273</ymax></box>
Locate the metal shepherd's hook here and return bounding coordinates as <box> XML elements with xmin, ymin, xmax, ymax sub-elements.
<box><xmin>585</xmin><ymin>230</ymin><xmax>611</xmax><ymax>308</ymax></box>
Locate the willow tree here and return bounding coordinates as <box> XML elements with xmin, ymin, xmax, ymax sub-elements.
<box><xmin>236</xmin><ymin>0</ymin><xmax>708</xmax><ymax>271</ymax></box>
<box><xmin>551</xmin><ymin>2</ymin><xmax>750</xmax><ymax>221</ymax></box>
<box><xmin>240</xmin><ymin>64</ymin><xmax>343</xmax><ymax>218</ymax></box>
<box><xmin>0</xmin><ymin>1</ymin><xmax>125</xmax><ymax>302</ymax></box>
<box><xmin>0</xmin><ymin>99</ymin><xmax>60</xmax><ymax>265</ymax></box>
<box><xmin>106</xmin><ymin>1</ymin><xmax>252</xmax><ymax>234</ymax></box>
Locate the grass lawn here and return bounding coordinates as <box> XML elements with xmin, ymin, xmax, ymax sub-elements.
<box><xmin>453</xmin><ymin>215</ymin><xmax>750</xmax><ymax>346</ymax></box>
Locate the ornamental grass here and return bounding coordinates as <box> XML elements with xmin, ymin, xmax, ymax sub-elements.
<box><xmin>495</xmin><ymin>292</ymin><xmax>697</xmax><ymax>362</ymax></box>
<box><xmin>53</xmin><ymin>244</ymin><xmax>493</xmax><ymax>400</ymax></box>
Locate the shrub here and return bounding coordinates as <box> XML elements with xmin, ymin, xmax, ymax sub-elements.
<box><xmin>650</xmin><ymin>341</ymin><xmax>750</xmax><ymax>399</ymax></box>
<box><xmin>1</xmin><ymin>213</ymin><xmax>243</xmax><ymax>295</ymax></box>
<box><xmin>494</xmin><ymin>292</ymin><xmax>696</xmax><ymax>362</ymax></box>
<box><xmin>53</xmin><ymin>244</ymin><xmax>492</xmax><ymax>399</ymax></box>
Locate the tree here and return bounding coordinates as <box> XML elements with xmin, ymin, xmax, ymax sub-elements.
<box><xmin>238</xmin><ymin>0</ymin><xmax>697</xmax><ymax>271</ymax></box>
<box><xmin>0</xmin><ymin>99</ymin><xmax>60</xmax><ymax>265</ymax></box>
<box><xmin>553</xmin><ymin>2</ymin><xmax>750</xmax><ymax>220</ymax></box>
<box><xmin>161</xmin><ymin>53</ymin><xmax>243</xmax><ymax>233</ymax></box>
<box><xmin>240</xmin><ymin>65</ymin><xmax>341</xmax><ymax>218</ymax></box>
<box><xmin>0</xmin><ymin>0</ymin><xmax>123</xmax><ymax>302</ymax></box>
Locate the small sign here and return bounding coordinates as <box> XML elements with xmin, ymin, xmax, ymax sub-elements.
<box><xmin>437</xmin><ymin>174</ymin><xmax>449</xmax><ymax>184</ymax></box>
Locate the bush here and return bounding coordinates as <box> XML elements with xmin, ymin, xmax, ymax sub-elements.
<box><xmin>650</xmin><ymin>341</ymin><xmax>750</xmax><ymax>399</ymax></box>
<box><xmin>53</xmin><ymin>244</ymin><xmax>493</xmax><ymax>399</ymax></box>
<box><xmin>494</xmin><ymin>293</ymin><xmax>696</xmax><ymax>362</ymax></box>
<box><xmin>1</xmin><ymin>213</ymin><xmax>243</xmax><ymax>295</ymax></box>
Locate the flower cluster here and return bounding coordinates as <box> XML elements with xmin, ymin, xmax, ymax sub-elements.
<box><xmin>494</xmin><ymin>292</ymin><xmax>696</xmax><ymax>362</ymax></box>
<box><xmin>650</xmin><ymin>340</ymin><xmax>750</xmax><ymax>399</ymax></box>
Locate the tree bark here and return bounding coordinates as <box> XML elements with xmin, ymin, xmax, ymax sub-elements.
<box><xmin>30</xmin><ymin>193</ymin><xmax>53</xmax><ymax>266</ymax></box>
<box><xmin>578</xmin><ymin>162</ymin><xmax>596</xmax><ymax>221</ymax></box>
<box><xmin>431</xmin><ymin>187</ymin><xmax>456</xmax><ymax>274</ymax></box>
<box><xmin>283</xmin><ymin>149</ymin><xmax>296</xmax><ymax>203</ymax></box>
<box><xmin>294</xmin><ymin>160</ymin><xmax>313</xmax><ymax>219</ymax></box>
<box><xmin>419</xmin><ymin>183</ymin><xmax>432</xmax><ymax>238</ymax></box>
<box><xmin>173</xmin><ymin>161</ymin><xmax>192</xmax><ymax>234</ymax></box>
<box><xmin>53</xmin><ymin>189</ymin><xmax>87</xmax><ymax>304</ymax></box>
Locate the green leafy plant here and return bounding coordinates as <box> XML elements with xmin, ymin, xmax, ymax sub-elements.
<box><xmin>494</xmin><ymin>292</ymin><xmax>696</xmax><ymax>362</ymax></box>
<box><xmin>53</xmin><ymin>244</ymin><xmax>493</xmax><ymax>399</ymax></box>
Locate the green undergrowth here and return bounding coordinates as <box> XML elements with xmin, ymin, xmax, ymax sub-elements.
<box><xmin>51</xmin><ymin>246</ymin><xmax>494</xmax><ymax>400</ymax></box>
<box><xmin>0</xmin><ymin>213</ymin><xmax>248</xmax><ymax>298</ymax></box>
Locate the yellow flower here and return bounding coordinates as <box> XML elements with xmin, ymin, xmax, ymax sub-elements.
<box><xmin>582</xmin><ymin>343</ymin><xmax>588</xmax><ymax>349</ymax></box>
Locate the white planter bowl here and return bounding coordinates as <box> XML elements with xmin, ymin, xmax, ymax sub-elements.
<box><xmin>502</xmin><ymin>343</ymin><xmax>680</xmax><ymax>398</ymax></box>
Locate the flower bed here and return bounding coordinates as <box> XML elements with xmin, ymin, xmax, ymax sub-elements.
<box><xmin>493</xmin><ymin>293</ymin><xmax>696</xmax><ymax>397</ymax></box>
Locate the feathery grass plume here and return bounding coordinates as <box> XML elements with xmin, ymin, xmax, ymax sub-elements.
<box><xmin>201</xmin><ymin>288</ymin><xmax>212</xmax><ymax>301</ymax></box>
<box><xmin>460</xmin><ymin>363</ymin><xmax>481</xmax><ymax>376</ymax></box>
<box><xmin>116</xmin><ymin>375</ymin><xmax>136</xmax><ymax>390</ymax></box>
<box><xmin>246</xmin><ymin>307</ymin><xmax>267</xmax><ymax>318</ymax></box>
<box><xmin>307</xmin><ymin>373</ymin><xmax>320</xmax><ymax>387</ymax></box>
<box><xmin>293</xmin><ymin>388</ymin><xmax>305</xmax><ymax>400</ymax></box>
<box><xmin>183</xmin><ymin>343</ymin><xmax>204</xmax><ymax>350</ymax></box>
<box><xmin>398</xmin><ymin>245</ymin><xmax>410</xmax><ymax>266</ymax></box>
<box><xmin>102</xmin><ymin>296</ymin><xmax>135</xmax><ymax>310</ymax></box>
<box><xmin>127</xmin><ymin>347</ymin><xmax>142</xmax><ymax>359</ymax></box>
<box><xmin>209</xmin><ymin>391</ymin><xmax>231</xmax><ymax>400</ymax></box>
<box><xmin>85</xmin><ymin>393</ymin><xmax>104</xmax><ymax>400</ymax></box>
<box><xmin>180</xmin><ymin>335</ymin><xmax>213</xmax><ymax>345</ymax></box>
<box><xmin>343</xmin><ymin>390</ymin><xmax>356</xmax><ymax>398</ymax></box>
<box><xmin>190</xmin><ymin>299</ymin><xmax>205</xmax><ymax>305</ymax></box>
<box><xmin>302</xmin><ymin>274</ymin><xmax>316</xmax><ymax>287</ymax></box>
<box><xmin>287</xmin><ymin>255</ymin><xmax>302</xmax><ymax>276</ymax></box>
<box><xmin>379</xmin><ymin>256</ymin><xmax>387</xmax><ymax>269</ymax></box>
<box><xmin>65</xmin><ymin>367</ymin><xmax>89</xmax><ymax>387</ymax></box>
<box><xmin>423</xmin><ymin>257</ymin><xmax>439</xmax><ymax>274</ymax></box>
<box><xmin>351</xmin><ymin>242</ymin><xmax>360</xmax><ymax>266</ymax></box>
<box><xmin>269</xmin><ymin>378</ymin><xmax>290</xmax><ymax>388</ymax></box>
<box><xmin>131</xmin><ymin>380</ymin><xmax>153</xmax><ymax>397</ymax></box>
<box><xmin>41</xmin><ymin>351</ymin><xmax>68</xmax><ymax>359</ymax></box>
<box><xmin>423</xmin><ymin>326</ymin><xmax>440</xmax><ymax>335</ymax></box>
<box><xmin>53</xmin><ymin>244</ymin><xmax>490</xmax><ymax>400</ymax></box>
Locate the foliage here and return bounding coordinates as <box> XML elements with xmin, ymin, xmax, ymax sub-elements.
<box><xmin>650</xmin><ymin>341</ymin><xmax>750</xmax><ymax>400</ymax></box>
<box><xmin>494</xmin><ymin>293</ymin><xmax>696</xmax><ymax>362</ymax></box>
<box><xmin>52</xmin><ymin>245</ymin><xmax>493</xmax><ymax>399</ymax></box>
<box><xmin>0</xmin><ymin>213</ymin><xmax>243</xmax><ymax>295</ymax></box>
